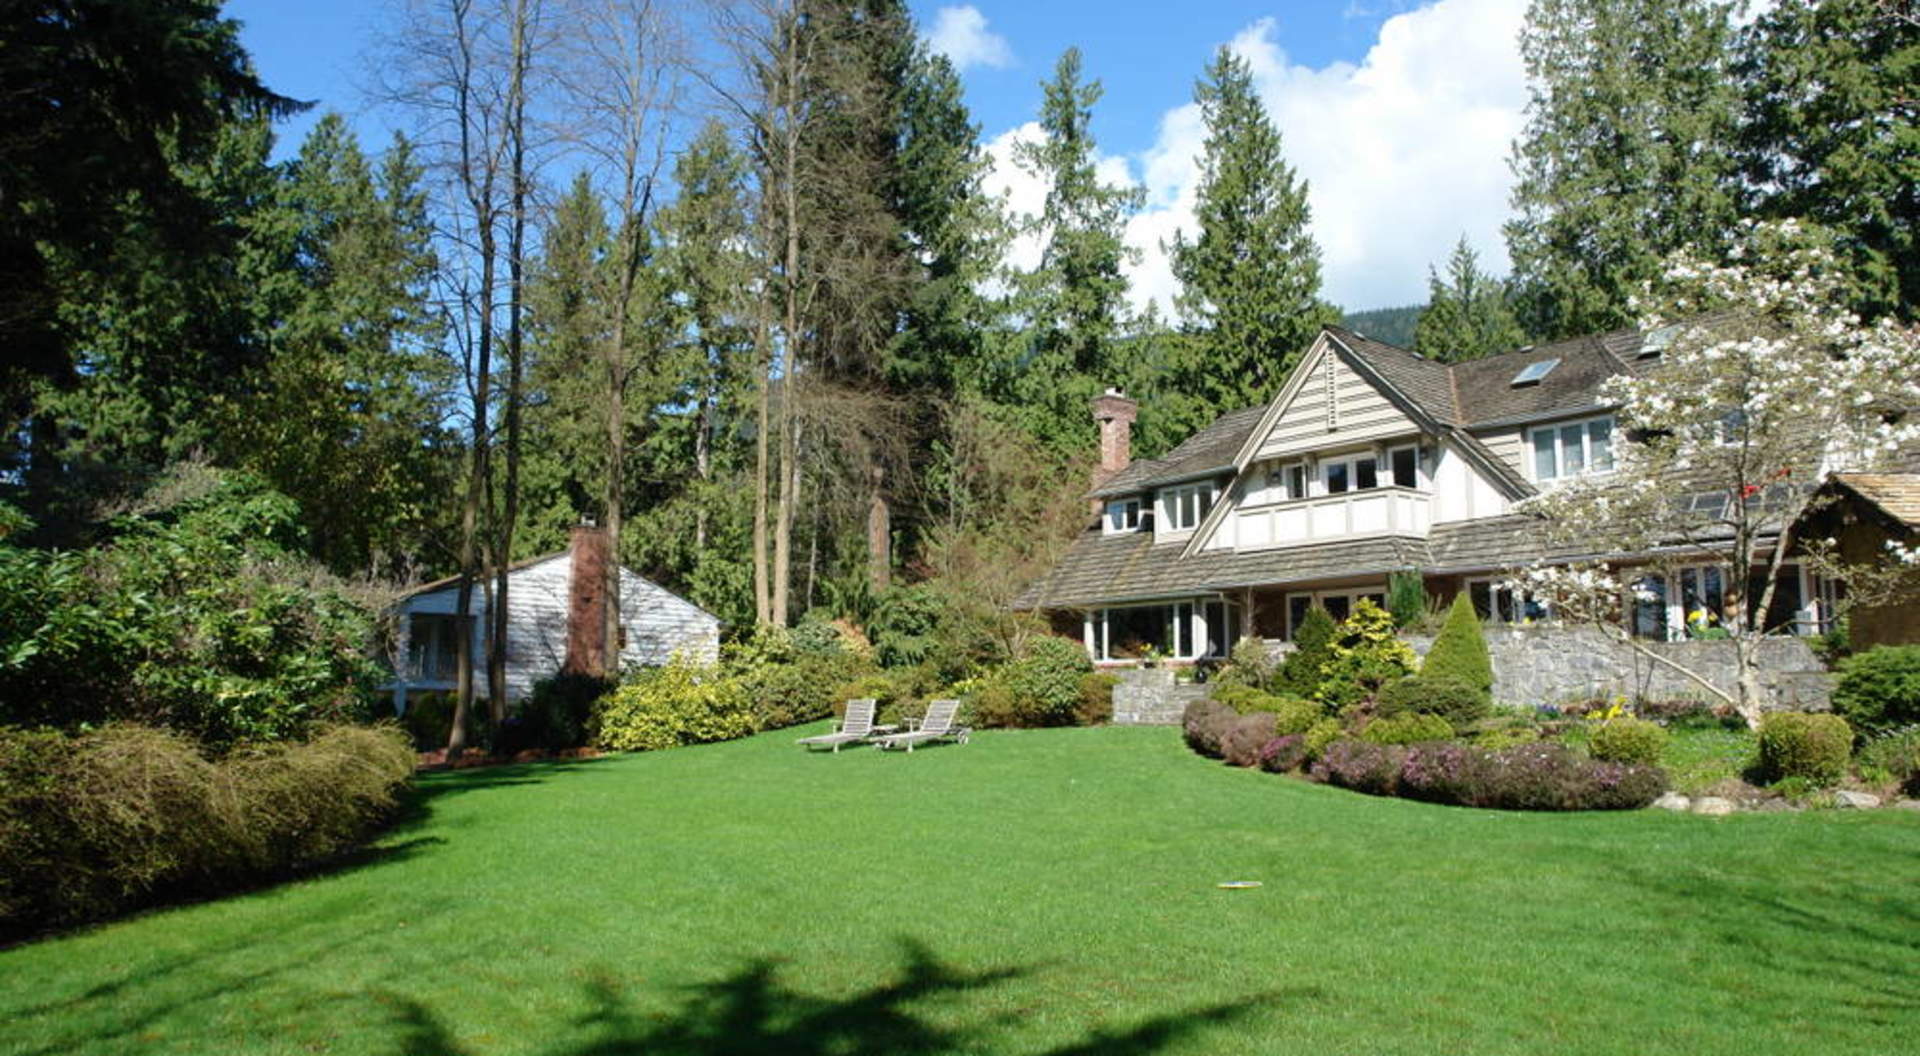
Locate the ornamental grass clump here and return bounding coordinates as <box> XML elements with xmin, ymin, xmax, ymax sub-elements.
<box><xmin>1755</xmin><ymin>712</ymin><xmax>1852</xmax><ymax>787</ymax></box>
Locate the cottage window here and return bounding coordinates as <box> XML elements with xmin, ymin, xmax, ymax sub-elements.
<box><xmin>407</xmin><ymin>613</ymin><xmax>461</xmax><ymax>681</ymax></box>
<box><xmin>1283</xmin><ymin>588</ymin><xmax>1387</xmax><ymax>638</ymax></box>
<box><xmin>1104</xmin><ymin>498</ymin><xmax>1142</xmax><ymax>535</ymax></box>
<box><xmin>1091</xmin><ymin>599</ymin><xmax>1235</xmax><ymax>661</ymax></box>
<box><xmin>1530</xmin><ymin>416</ymin><xmax>1615</xmax><ymax>481</ymax></box>
<box><xmin>1321</xmin><ymin>454</ymin><xmax>1385</xmax><ymax>496</ymax></box>
<box><xmin>1390</xmin><ymin>445</ymin><xmax>1418</xmax><ymax>488</ymax></box>
<box><xmin>1466</xmin><ymin>579</ymin><xmax>1550</xmax><ymax>624</ymax></box>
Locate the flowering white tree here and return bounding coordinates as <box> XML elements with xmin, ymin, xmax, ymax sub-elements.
<box><xmin>1514</xmin><ymin>220</ymin><xmax>1920</xmax><ymax>725</ymax></box>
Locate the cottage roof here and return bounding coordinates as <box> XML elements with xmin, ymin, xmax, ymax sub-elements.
<box><xmin>1091</xmin><ymin>405</ymin><xmax>1265</xmax><ymax>498</ymax></box>
<box><xmin>1831</xmin><ymin>473</ymin><xmax>1920</xmax><ymax>531</ymax></box>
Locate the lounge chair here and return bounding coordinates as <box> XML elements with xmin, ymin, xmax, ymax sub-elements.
<box><xmin>873</xmin><ymin>699</ymin><xmax>968</xmax><ymax>753</ymax></box>
<box><xmin>796</xmin><ymin>698</ymin><xmax>878</xmax><ymax>752</ymax></box>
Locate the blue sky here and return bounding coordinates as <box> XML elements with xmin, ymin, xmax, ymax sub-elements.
<box><xmin>224</xmin><ymin>0</ymin><xmax>1529</xmax><ymax>312</ymax></box>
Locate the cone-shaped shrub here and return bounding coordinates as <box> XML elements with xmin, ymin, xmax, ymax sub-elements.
<box><xmin>1423</xmin><ymin>593</ymin><xmax>1493</xmax><ymax>701</ymax></box>
<box><xmin>1278</xmin><ymin>606</ymin><xmax>1337</xmax><ymax>696</ymax></box>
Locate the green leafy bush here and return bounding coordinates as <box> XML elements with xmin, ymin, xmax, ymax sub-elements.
<box><xmin>0</xmin><ymin>473</ymin><xmax>382</xmax><ymax>745</ymax></box>
<box><xmin>1359</xmin><ymin>713</ymin><xmax>1454</xmax><ymax>746</ymax></box>
<box><xmin>400</xmin><ymin>691</ymin><xmax>456</xmax><ymax>750</ymax></box>
<box><xmin>1076</xmin><ymin>672</ymin><xmax>1118</xmax><ymax>726</ymax></box>
<box><xmin>1277</xmin><ymin>607</ymin><xmax>1336</xmax><ymax>696</ymax></box>
<box><xmin>1374</xmin><ymin>677</ymin><xmax>1489</xmax><ymax>727</ymax></box>
<box><xmin>865</xmin><ymin>585</ymin><xmax>945</xmax><ymax>669</ymax></box>
<box><xmin>1211</xmin><ymin>637</ymin><xmax>1277</xmax><ymax>691</ymax></box>
<box><xmin>1303</xmin><ymin>718</ymin><xmax>1344</xmax><ymax>761</ymax></box>
<box><xmin>1754</xmin><ymin>712</ymin><xmax>1852</xmax><ymax>787</ymax></box>
<box><xmin>1831</xmin><ymin>645</ymin><xmax>1920</xmax><ymax>737</ymax></box>
<box><xmin>1257</xmin><ymin>734</ymin><xmax>1309</xmax><ymax>773</ymax></box>
<box><xmin>1421</xmin><ymin>593</ymin><xmax>1493</xmax><ymax>704</ymax></box>
<box><xmin>1857</xmin><ymin>727</ymin><xmax>1920</xmax><ymax>794</ymax></box>
<box><xmin>1588</xmin><ymin>716</ymin><xmax>1668</xmax><ymax>767</ymax></box>
<box><xmin>499</xmin><ymin>674</ymin><xmax>613</xmax><ymax>754</ymax></box>
<box><xmin>592</xmin><ymin>655</ymin><xmax>755</xmax><ymax>752</ymax></box>
<box><xmin>988</xmin><ymin>635</ymin><xmax>1093</xmax><ymax>728</ymax></box>
<box><xmin>0</xmin><ymin>722</ymin><xmax>413</xmax><ymax>940</ymax></box>
<box><xmin>1220</xmin><ymin>713</ymin><xmax>1281</xmax><ymax>767</ymax></box>
<box><xmin>738</xmin><ymin>651</ymin><xmax>868</xmax><ymax>731</ymax></box>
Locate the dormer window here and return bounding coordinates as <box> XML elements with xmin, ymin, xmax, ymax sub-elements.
<box><xmin>1103</xmin><ymin>498</ymin><xmax>1143</xmax><ymax>535</ymax></box>
<box><xmin>1159</xmin><ymin>482</ymin><xmax>1215</xmax><ymax>531</ymax></box>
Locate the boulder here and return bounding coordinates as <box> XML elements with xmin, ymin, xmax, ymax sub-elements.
<box><xmin>1691</xmin><ymin>796</ymin><xmax>1737</xmax><ymax>817</ymax></box>
<box><xmin>1832</xmin><ymin>790</ymin><xmax>1882</xmax><ymax>810</ymax></box>
<box><xmin>1651</xmin><ymin>792</ymin><xmax>1691</xmax><ymax>812</ymax></box>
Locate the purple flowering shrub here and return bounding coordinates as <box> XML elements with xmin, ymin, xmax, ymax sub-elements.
<box><xmin>1310</xmin><ymin>739</ymin><xmax>1664</xmax><ymax>811</ymax></box>
<box><xmin>1182</xmin><ymin>699</ymin><xmax>1235</xmax><ymax>758</ymax></box>
<box><xmin>1310</xmin><ymin>740</ymin><xmax>1408</xmax><ymax>796</ymax></box>
<box><xmin>1220</xmin><ymin>713</ymin><xmax>1280</xmax><ymax>767</ymax></box>
<box><xmin>1257</xmin><ymin>734</ymin><xmax>1308</xmax><ymax>773</ymax></box>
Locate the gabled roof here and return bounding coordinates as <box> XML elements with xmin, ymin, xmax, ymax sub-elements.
<box><xmin>1092</xmin><ymin>405</ymin><xmax>1264</xmax><ymax>498</ymax></box>
<box><xmin>1830</xmin><ymin>473</ymin><xmax>1920</xmax><ymax>531</ymax></box>
<box><xmin>401</xmin><ymin>551</ymin><xmax>568</xmax><ymax>599</ymax></box>
<box><xmin>1449</xmin><ymin>328</ymin><xmax>1643</xmax><ymax>426</ymax></box>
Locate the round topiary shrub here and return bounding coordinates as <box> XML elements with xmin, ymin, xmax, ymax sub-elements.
<box><xmin>1589</xmin><ymin>716</ymin><xmax>1668</xmax><ymax>767</ymax></box>
<box><xmin>1831</xmin><ymin>645</ymin><xmax>1920</xmax><ymax>737</ymax></box>
<box><xmin>1755</xmin><ymin>711</ymin><xmax>1853</xmax><ymax>787</ymax></box>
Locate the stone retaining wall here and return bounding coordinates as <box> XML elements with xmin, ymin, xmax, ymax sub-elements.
<box><xmin>1104</xmin><ymin>628</ymin><xmax>1832</xmax><ymax>723</ymax></box>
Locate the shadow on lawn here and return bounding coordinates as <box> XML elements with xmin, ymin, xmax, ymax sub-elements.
<box><xmin>1608</xmin><ymin>856</ymin><xmax>1920</xmax><ymax>1027</ymax></box>
<box><xmin>372</xmin><ymin>938</ymin><xmax>1290</xmax><ymax>1056</ymax></box>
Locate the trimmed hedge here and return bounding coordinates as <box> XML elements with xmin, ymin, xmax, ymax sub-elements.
<box><xmin>1755</xmin><ymin>712</ymin><xmax>1852</xmax><ymax>787</ymax></box>
<box><xmin>1375</xmin><ymin>677</ymin><xmax>1488</xmax><ymax>727</ymax></box>
<box><xmin>1182</xmin><ymin>699</ymin><xmax>1234</xmax><ymax>758</ymax></box>
<box><xmin>1360</xmin><ymin>712</ymin><xmax>1454</xmax><ymax>745</ymax></box>
<box><xmin>1258</xmin><ymin>734</ymin><xmax>1309</xmax><ymax>773</ymax></box>
<box><xmin>0</xmin><ymin>723</ymin><xmax>413</xmax><ymax>939</ymax></box>
<box><xmin>1220</xmin><ymin>713</ymin><xmax>1281</xmax><ymax>767</ymax></box>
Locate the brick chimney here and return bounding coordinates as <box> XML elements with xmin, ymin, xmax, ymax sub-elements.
<box><xmin>564</xmin><ymin>520</ymin><xmax>612</xmax><ymax>678</ymax></box>
<box><xmin>1091</xmin><ymin>388</ymin><xmax>1138</xmax><ymax>490</ymax></box>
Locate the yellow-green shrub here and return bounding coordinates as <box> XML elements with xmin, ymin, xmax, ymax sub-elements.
<box><xmin>1589</xmin><ymin>716</ymin><xmax>1668</xmax><ymax>767</ymax></box>
<box><xmin>592</xmin><ymin>656</ymin><xmax>755</xmax><ymax>752</ymax></box>
<box><xmin>1755</xmin><ymin>712</ymin><xmax>1852</xmax><ymax>787</ymax></box>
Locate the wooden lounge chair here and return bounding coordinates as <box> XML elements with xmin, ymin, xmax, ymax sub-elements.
<box><xmin>796</xmin><ymin>698</ymin><xmax>877</xmax><ymax>752</ymax></box>
<box><xmin>874</xmin><ymin>699</ymin><xmax>968</xmax><ymax>752</ymax></box>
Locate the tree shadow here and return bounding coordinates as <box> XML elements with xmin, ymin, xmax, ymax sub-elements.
<box><xmin>365</xmin><ymin>938</ymin><xmax>1295</xmax><ymax>1056</ymax></box>
<box><xmin>1603</xmin><ymin>855</ymin><xmax>1920</xmax><ymax>1027</ymax></box>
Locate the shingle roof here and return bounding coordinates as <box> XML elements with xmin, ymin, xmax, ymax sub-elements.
<box><xmin>1013</xmin><ymin>529</ymin><xmax>1429</xmax><ymax>609</ymax></box>
<box><xmin>1832</xmin><ymin>473</ymin><xmax>1920</xmax><ymax>530</ymax></box>
<box><xmin>1449</xmin><ymin>328</ymin><xmax>1641</xmax><ymax>425</ymax></box>
<box><xmin>1091</xmin><ymin>404</ymin><xmax>1265</xmax><ymax>497</ymax></box>
<box><xmin>1330</xmin><ymin>327</ymin><xmax>1460</xmax><ymax>424</ymax></box>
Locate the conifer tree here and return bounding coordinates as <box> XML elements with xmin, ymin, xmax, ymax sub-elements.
<box><xmin>1411</xmin><ymin>236</ymin><xmax>1524</xmax><ymax>362</ymax></box>
<box><xmin>1505</xmin><ymin>0</ymin><xmax>1741</xmax><ymax>338</ymax></box>
<box><xmin>1735</xmin><ymin>0</ymin><xmax>1919</xmax><ymax>321</ymax></box>
<box><xmin>1423</xmin><ymin>593</ymin><xmax>1493</xmax><ymax>702</ymax></box>
<box><xmin>1009</xmin><ymin>48</ymin><xmax>1144</xmax><ymax>453</ymax></box>
<box><xmin>1169</xmin><ymin>46</ymin><xmax>1335</xmax><ymax>427</ymax></box>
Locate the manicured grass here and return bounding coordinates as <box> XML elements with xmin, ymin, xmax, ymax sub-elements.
<box><xmin>4</xmin><ymin>725</ymin><xmax>1917</xmax><ymax>1055</ymax></box>
<box><xmin>1559</xmin><ymin>720</ymin><xmax>1759</xmax><ymax>793</ymax></box>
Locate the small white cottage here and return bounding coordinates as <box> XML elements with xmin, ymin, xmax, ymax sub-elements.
<box><xmin>385</xmin><ymin>523</ymin><xmax>720</xmax><ymax>713</ymax></box>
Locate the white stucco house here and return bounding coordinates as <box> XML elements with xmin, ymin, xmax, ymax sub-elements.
<box><xmin>385</xmin><ymin>524</ymin><xmax>720</xmax><ymax>712</ymax></box>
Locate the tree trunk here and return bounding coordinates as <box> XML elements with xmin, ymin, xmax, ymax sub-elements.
<box><xmin>867</xmin><ymin>462</ymin><xmax>890</xmax><ymax>593</ymax></box>
<box><xmin>752</xmin><ymin>312</ymin><xmax>772</xmax><ymax>627</ymax></box>
<box><xmin>694</xmin><ymin>392</ymin><xmax>712</xmax><ymax>550</ymax></box>
<box><xmin>771</xmin><ymin>382</ymin><xmax>797</xmax><ymax>626</ymax></box>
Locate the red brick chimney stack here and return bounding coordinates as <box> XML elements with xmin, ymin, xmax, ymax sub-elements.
<box><xmin>1091</xmin><ymin>388</ymin><xmax>1138</xmax><ymax>491</ymax></box>
<box><xmin>563</xmin><ymin>520</ymin><xmax>612</xmax><ymax>678</ymax></box>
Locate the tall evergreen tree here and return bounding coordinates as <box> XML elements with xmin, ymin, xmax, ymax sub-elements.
<box><xmin>1411</xmin><ymin>236</ymin><xmax>1524</xmax><ymax>362</ymax></box>
<box><xmin>1009</xmin><ymin>48</ymin><xmax>1144</xmax><ymax>453</ymax></box>
<box><xmin>1736</xmin><ymin>0</ymin><xmax>1919</xmax><ymax>321</ymax></box>
<box><xmin>1168</xmin><ymin>46</ymin><xmax>1335</xmax><ymax>426</ymax></box>
<box><xmin>1505</xmin><ymin>0</ymin><xmax>1742</xmax><ymax>338</ymax></box>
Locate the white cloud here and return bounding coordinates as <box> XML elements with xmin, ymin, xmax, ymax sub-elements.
<box><xmin>925</xmin><ymin>6</ymin><xmax>1013</xmax><ymax>71</ymax></box>
<box><xmin>984</xmin><ymin>0</ymin><xmax>1532</xmax><ymax>316</ymax></box>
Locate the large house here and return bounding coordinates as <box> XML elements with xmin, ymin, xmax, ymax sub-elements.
<box><xmin>1017</xmin><ymin>325</ymin><xmax>1919</xmax><ymax>665</ymax></box>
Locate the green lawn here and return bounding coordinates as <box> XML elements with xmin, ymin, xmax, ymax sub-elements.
<box><xmin>4</xmin><ymin>725</ymin><xmax>1917</xmax><ymax>1055</ymax></box>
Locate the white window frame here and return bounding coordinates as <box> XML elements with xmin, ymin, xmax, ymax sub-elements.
<box><xmin>1282</xmin><ymin>587</ymin><xmax>1388</xmax><ymax>639</ymax></box>
<box><xmin>1084</xmin><ymin>598</ymin><xmax>1238</xmax><ymax>662</ymax></box>
<box><xmin>1528</xmin><ymin>415</ymin><xmax>1616</xmax><ymax>482</ymax></box>
<box><xmin>1318</xmin><ymin>453</ymin><xmax>1381</xmax><ymax>496</ymax></box>
<box><xmin>1387</xmin><ymin>443</ymin><xmax>1423</xmax><ymax>490</ymax></box>
<box><xmin>1103</xmin><ymin>497</ymin><xmax>1143</xmax><ymax>536</ymax></box>
<box><xmin>1464</xmin><ymin>577</ymin><xmax>1551</xmax><ymax>625</ymax></box>
<box><xmin>1158</xmin><ymin>481</ymin><xmax>1216</xmax><ymax>532</ymax></box>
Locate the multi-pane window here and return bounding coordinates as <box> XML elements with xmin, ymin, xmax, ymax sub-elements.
<box><xmin>1322</xmin><ymin>455</ymin><xmax>1379</xmax><ymax>495</ymax></box>
<box><xmin>1103</xmin><ymin>498</ymin><xmax>1142</xmax><ymax>535</ymax></box>
<box><xmin>407</xmin><ymin>613</ymin><xmax>461</xmax><ymax>681</ymax></box>
<box><xmin>1089</xmin><ymin>600</ymin><xmax>1236</xmax><ymax>661</ymax></box>
<box><xmin>1467</xmin><ymin>579</ymin><xmax>1550</xmax><ymax>624</ymax></box>
<box><xmin>1160</xmin><ymin>482</ymin><xmax>1216</xmax><ymax>531</ymax></box>
<box><xmin>1531</xmin><ymin>416</ymin><xmax>1615</xmax><ymax>481</ymax></box>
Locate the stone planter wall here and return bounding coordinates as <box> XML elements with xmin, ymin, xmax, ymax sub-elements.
<box><xmin>1470</xmin><ymin>627</ymin><xmax>1831</xmax><ymax>711</ymax></box>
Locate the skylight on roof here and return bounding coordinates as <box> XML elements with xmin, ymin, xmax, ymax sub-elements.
<box><xmin>1639</xmin><ymin>324</ymin><xmax>1680</xmax><ymax>358</ymax></box>
<box><xmin>1510</xmin><ymin>358</ymin><xmax>1560</xmax><ymax>387</ymax></box>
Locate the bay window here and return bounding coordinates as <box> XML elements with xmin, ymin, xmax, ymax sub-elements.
<box><xmin>1088</xmin><ymin>599</ymin><xmax>1238</xmax><ymax>661</ymax></box>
